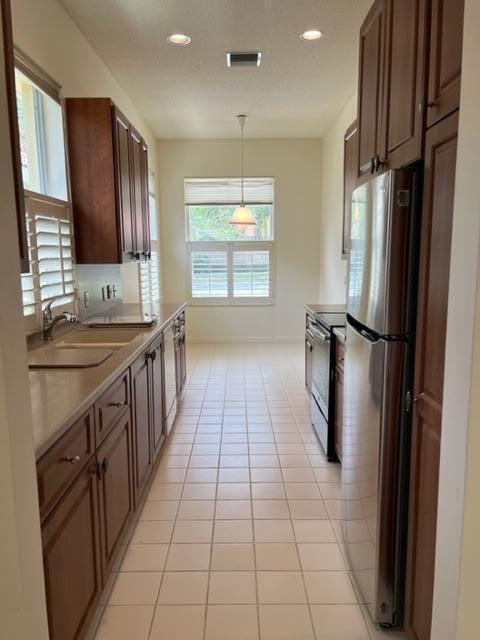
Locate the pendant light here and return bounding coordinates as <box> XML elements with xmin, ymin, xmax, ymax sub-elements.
<box><xmin>229</xmin><ymin>114</ymin><xmax>257</xmax><ymax>226</ymax></box>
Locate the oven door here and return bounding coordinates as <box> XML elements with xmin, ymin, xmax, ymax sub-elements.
<box><xmin>309</xmin><ymin>322</ymin><xmax>331</xmax><ymax>416</ymax></box>
<box><xmin>308</xmin><ymin>321</ymin><xmax>332</xmax><ymax>454</ymax></box>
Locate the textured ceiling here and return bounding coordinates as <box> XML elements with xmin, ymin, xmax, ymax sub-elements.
<box><xmin>58</xmin><ymin>0</ymin><xmax>371</xmax><ymax>138</ymax></box>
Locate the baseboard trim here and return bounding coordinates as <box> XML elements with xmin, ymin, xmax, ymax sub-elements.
<box><xmin>188</xmin><ymin>336</ymin><xmax>304</xmax><ymax>344</ymax></box>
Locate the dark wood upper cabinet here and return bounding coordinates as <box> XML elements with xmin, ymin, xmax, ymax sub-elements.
<box><xmin>65</xmin><ymin>97</ymin><xmax>150</xmax><ymax>263</ymax></box>
<box><xmin>382</xmin><ymin>0</ymin><xmax>428</xmax><ymax>168</ymax></box>
<box><xmin>405</xmin><ymin>110</ymin><xmax>458</xmax><ymax>640</ymax></box>
<box><xmin>343</xmin><ymin>121</ymin><xmax>358</xmax><ymax>258</ymax></box>
<box><xmin>1</xmin><ymin>0</ymin><xmax>29</xmax><ymax>272</ymax></box>
<box><xmin>97</xmin><ymin>410</ymin><xmax>135</xmax><ymax>577</ymax></box>
<box><xmin>357</xmin><ymin>0</ymin><xmax>386</xmax><ymax>180</ymax></box>
<box><xmin>141</xmin><ymin>138</ymin><xmax>151</xmax><ymax>257</ymax></box>
<box><xmin>426</xmin><ymin>0</ymin><xmax>465</xmax><ymax>127</ymax></box>
<box><xmin>113</xmin><ymin>108</ymin><xmax>135</xmax><ymax>257</ymax></box>
<box><xmin>41</xmin><ymin>461</ymin><xmax>102</xmax><ymax>640</ymax></box>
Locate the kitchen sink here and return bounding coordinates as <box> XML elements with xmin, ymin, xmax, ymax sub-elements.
<box><xmin>29</xmin><ymin>347</ymin><xmax>113</xmax><ymax>369</ymax></box>
<box><xmin>55</xmin><ymin>328</ymin><xmax>143</xmax><ymax>349</ymax></box>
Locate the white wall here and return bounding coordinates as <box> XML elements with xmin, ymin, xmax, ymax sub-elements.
<box><xmin>157</xmin><ymin>138</ymin><xmax>322</xmax><ymax>341</ymax></box>
<box><xmin>431</xmin><ymin>0</ymin><xmax>480</xmax><ymax>636</ymax></box>
<box><xmin>11</xmin><ymin>0</ymin><xmax>161</xmax><ymax>303</ymax></box>
<box><xmin>318</xmin><ymin>94</ymin><xmax>357</xmax><ymax>304</ymax></box>
<box><xmin>0</xmin><ymin>15</ymin><xmax>49</xmax><ymax>639</ymax></box>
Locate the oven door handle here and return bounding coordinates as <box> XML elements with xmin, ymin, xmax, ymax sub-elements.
<box><xmin>309</xmin><ymin>324</ymin><xmax>330</xmax><ymax>342</ymax></box>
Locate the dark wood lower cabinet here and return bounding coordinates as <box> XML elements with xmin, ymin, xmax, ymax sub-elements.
<box><xmin>39</xmin><ymin>311</ymin><xmax>187</xmax><ymax>639</ymax></box>
<box><xmin>41</xmin><ymin>461</ymin><xmax>102</xmax><ymax>640</ymax></box>
<box><xmin>405</xmin><ymin>110</ymin><xmax>459</xmax><ymax>640</ymax></box>
<box><xmin>131</xmin><ymin>350</ymin><xmax>153</xmax><ymax>499</ymax></box>
<box><xmin>150</xmin><ymin>336</ymin><xmax>165</xmax><ymax>458</ymax></box>
<box><xmin>97</xmin><ymin>411</ymin><xmax>135</xmax><ymax>576</ymax></box>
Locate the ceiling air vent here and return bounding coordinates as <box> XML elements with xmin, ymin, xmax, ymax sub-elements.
<box><xmin>226</xmin><ymin>52</ymin><xmax>262</xmax><ymax>68</ymax></box>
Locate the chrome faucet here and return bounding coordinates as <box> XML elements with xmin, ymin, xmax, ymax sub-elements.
<box><xmin>42</xmin><ymin>300</ymin><xmax>78</xmax><ymax>342</ymax></box>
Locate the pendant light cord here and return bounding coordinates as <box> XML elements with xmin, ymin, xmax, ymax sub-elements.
<box><xmin>238</xmin><ymin>114</ymin><xmax>246</xmax><ymax>206</ymax></box>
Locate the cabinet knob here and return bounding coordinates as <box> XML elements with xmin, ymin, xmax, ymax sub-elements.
<box><xmin>108</xmin><ymin>401</ymin><xmax>126</xmax><ymax>408</ymax></box>
<box><xmin>101</xmin><ymin>457</ymin><xmax>109</xmax><ymax>475</ymax></box>
<box><xmin>62</xmin><ymin>455</ymin><xmax>81</xmax><ymax>465</ymax></box>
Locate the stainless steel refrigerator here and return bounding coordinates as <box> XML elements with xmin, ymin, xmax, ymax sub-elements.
<box><xmin>342</xmin><ymin>168</ymin><xmax>420</xmax><ymax>627</ymax></box>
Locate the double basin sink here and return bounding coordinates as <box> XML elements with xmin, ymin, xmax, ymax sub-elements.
<box><xmin>28</xmin><ymin>328</ymin><xmax>143</xmax><ymax>369</ymax></box>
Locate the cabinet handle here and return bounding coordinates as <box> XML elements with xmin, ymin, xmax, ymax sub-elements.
<box><xmin>101</xmin><ymin>457</ymin><xmax>109</xmax><ymax>475</ymax></box>
<box><xmin>427</xmin><ymin>100</ymin><xmax>438</xmax><ymax>108</ymax></box>
<box><xmin>370</xmin><ymin>157</ymin><xmax>376</xmax><ymax>175</ymax></box>
<box><xmin>374</xmin><ymin>155</ymin><xmax>386</xmax><ymax>172</ymax></box>
<box><xmin>108</xmin><ymin>401</ymin><xmax>126</xmax><ymax>408</ymax></box>
<box><xmin>61</xmin><ymin>455</ymin><xmax>81</xmax><ymax>464</ymax></box>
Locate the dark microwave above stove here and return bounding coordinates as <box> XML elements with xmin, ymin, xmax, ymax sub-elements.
<box><xmin>306</xmin><ymin>312</ymin><xmax>346</xmax><ymax>462</ymax></box>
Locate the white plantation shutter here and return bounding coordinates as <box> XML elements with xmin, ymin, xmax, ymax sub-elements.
<box><xmin>233</xmin><ymin>249</ymin><xmax>271</xmax><ymax>298</ymax></box>
<box><xmin>190</xmin><ymin>248</ymin><xmax>229</xmax><ymax>299</ymax></box>
<box><xmin>139</xmin><ymin>251</ymin><xmax>161</xmax><ymax>304</ymax></box>
<box><xmin>21</xmin><ymin>191</ymin><xmax>76</xmax><ymax>330</ymax></box>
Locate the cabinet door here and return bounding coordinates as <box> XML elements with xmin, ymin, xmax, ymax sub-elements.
<box><xmin>130</xmin><ymin>126</ymin><xmax>145</xmax><ymax>257</ymax></box>
<box><xmin>97</xmin><ymin>411</ymin><xmax>134</xmax><ymax>576</ymax></box>
<box><xmin>357</xmin><ymin>0</ymin><xmax>386</xmax><ymax>179</ymax></box>
<box><xmin>1</xmin><ymin>0</ymin><xmax>29</xmax><ymax>272</ymax></box>
<box><xmin>131</xmin><ymin>351</ymin><xmax>153</xmax><ymax>498</ymax></box>
<box><xmin>405</xmin><ymin>111</ymin><xmax>458</xmax><ymax>640</ymax></box>
<box><xmin>42</xmin><ymin>461</ymin><xmax>102</xmax><ymax>640</ymax></box>
<box><xmin>343</xmin><ymin>121</ymin><xmax>358</xmax><ymax>258</ymax></box>
<box><xmin>141</xmin><ymin>139</ymin><xmax>151</xmax><ymax>257</ymax></box>
<box><xmin>181</xmin><ymin>334</ymin><xmax>187</xmax><ymax>389</ymax></box>
<box><xmin>113</xmin><ymin>108</ymin><xmax>135</xmax><ymax>256</ymax></box>
<box><xmin>174</xmin><ymin>335</ymin><xmax>183</xmax><ymax>396</ymax></box>
<box><xmin>334</xmin><ymin>367</ymin><xmax>344</xmax><ymax>462</ymax></box>
<box><xmin>163</xmin><ymin>323</ymin><xmax>176</xmax><ymax>420</ymax></box>
<box><xmin>383</xmin><ymin>0</ymin><xmax>428</xmax><ymax>168</ymax></box>
<box><xmin>426</xmin><ymin>0</ymin><xmax>465</xmax><ymax>127</ymax></box>
<box><xmin>150</xmin><ymin>336</ymin><xmax>165</xmax><ymax>459</ymax></box>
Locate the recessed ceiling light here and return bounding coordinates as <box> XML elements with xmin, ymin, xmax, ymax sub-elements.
<box><xmin>300</xmin><ymin>29</ymin><xmax>324</xmax><ymax>41</ymax></box>
<box><xmin>167</xmin><ymin>33</ymin><xmax>191</xmax><ymax>46</ymax></box>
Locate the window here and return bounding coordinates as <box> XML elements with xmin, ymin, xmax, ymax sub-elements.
<box><xmin>185</xmin><ymin>178</ymin><xmax>274</xmax><ymax>305</ymax></box>
<box><xmin>139</xmin><ymin>170</ymin><xmax>161</xmax><ymax>305</ymax></box>
<box><xmin>15</xmin><ymin>53</ymin><xmax>75</xmax><ymax>332</ymax></box>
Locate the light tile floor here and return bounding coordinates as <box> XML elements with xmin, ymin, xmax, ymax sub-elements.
<box><xmin>93</xmin><ymin>342</ymin><xmax>399</xmax><ymax>640</ymax></box>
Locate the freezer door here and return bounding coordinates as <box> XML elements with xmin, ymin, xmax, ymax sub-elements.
<box><xmin>342</xmin><ymin>322</ymin><xmax>406</xmax><ymax>625</ymax></box>
<box><xmin>348</xmin><ymin>170</ymin><xmax>414</xmax><ymax>337</ymax></box>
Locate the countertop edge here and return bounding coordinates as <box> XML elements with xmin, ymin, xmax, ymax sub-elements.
<box><xmin>34</xmin><ymin>302</ymin><xmax>186</xmax><ymax>460</ymax></box>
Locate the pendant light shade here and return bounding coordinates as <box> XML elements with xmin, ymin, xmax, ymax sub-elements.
<box><xmin>230</xmin><ymin>205</ymin><xmax>257</xmax><ymax>225</ymax></box>
<box><xmin>230</xmin><ymin>114</ymin><xmax>256</xmax><ymax>226</ymax></box>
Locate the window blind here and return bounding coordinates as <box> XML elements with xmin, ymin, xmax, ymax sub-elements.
<box><xmin>185</xmin><ymin>178</ymin><xmax>274</xmax><ymax>205</ymax></box>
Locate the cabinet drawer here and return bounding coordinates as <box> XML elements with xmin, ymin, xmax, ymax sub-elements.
<box><xmin>95</xmin><ymin>371</ymin><xmax>131</xmax><ymax>445</ymax></box>
<box><xmin>37</xmin><ymin>408</ymin><xmax>95</xmax><ymax>521</ymax></box>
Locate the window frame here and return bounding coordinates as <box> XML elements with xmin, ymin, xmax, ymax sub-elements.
<box><xmin>14</xmin><ymin>49</ymin><xmax>76</xmax><ymax>334</ymax></box>
<box><xmin>185</xmin><ymin>177</ymin><xmax>275</xmax><ymax>306</ymax></box>
<box><xmin>187</xmin><ymin>241</ymin><xmax>275</xmax><ymax>306</ymax></box>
